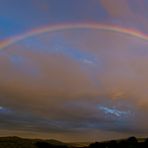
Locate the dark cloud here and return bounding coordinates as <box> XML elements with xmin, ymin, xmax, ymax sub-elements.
<box><xmin>1</xmin><ymin>28</ymin><xmax>148</xmax><ymax>141</ymax></box>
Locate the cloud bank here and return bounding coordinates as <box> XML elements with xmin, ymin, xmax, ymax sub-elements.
<box><xmin>0</xmin><ymin>28</ymin><xmax>148</xmax><ymax>141</ymax></box>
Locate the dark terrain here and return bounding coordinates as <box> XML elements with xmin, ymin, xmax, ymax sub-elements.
<box><xmin>0</xmin><ymin>136</ymin><xmax>147</xmax><ymax>148</ymax></box>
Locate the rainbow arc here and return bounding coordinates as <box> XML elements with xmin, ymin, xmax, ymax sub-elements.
<box><xmin>0</xmin><ymin>23</ymin><xmax>148</xmax><ymax>49</ymax></box>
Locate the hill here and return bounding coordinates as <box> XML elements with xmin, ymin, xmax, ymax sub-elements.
<box><xmin>0</xmin><ymin>136</ymin><xmax>147</xmax><ymax>148</ymax></box>
<box><xmin>0</xmin><ymin>136</ymin><xmax>68</xmax><ymax>148</ymax></box>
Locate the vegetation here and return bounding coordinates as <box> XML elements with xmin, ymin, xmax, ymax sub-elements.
<box><xmin>0</xmin><ymin>136</ymin><xmax>147</xmax><ymax>148</ymax></box>
<box><xmin>0</xmin><ymin>136</ymin><xmax>67</xmax><ymax>148</ymax></box>
<box><xmin>88</xmin><ymin>137</ymin><xmax>148</xmax><ymax>148</ymax></box>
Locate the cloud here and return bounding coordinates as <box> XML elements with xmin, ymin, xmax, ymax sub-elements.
<box><xmin>99</xmin><ymin>0</ymin><xmax>148</xmax><ymax>33</ymax></box>
<box><xmin>1</xmin><ymin>27</ymin><xmax>148</xmax><ymax>141</ymax></box>
<box><xmin>100</xmin><ymin>0</ymin><xmax>132</xmax><ymax>19</ymax></box>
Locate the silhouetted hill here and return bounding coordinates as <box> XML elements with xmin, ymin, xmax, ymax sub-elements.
<box><xmin>45</xmin><ymin>139</ymin><xmax>67</xmax><ymax>146</ymax></box>
<box><xmin>0</xmin><ymin>136</ymin><xmax>147</xmax><ymax>148</ymax></box>
<box><xmin>0</xmin><ymin>136</ymin><xmax>68</xmax><ymax>148</ymax></box>
<box><xmin>88</xmin><ymin>137</ymin><xmax>148</xmax><ymax>148</ymax></box>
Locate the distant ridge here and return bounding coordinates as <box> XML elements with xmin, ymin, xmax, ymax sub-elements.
<box><xmin>0</xmin><ymin>136</ymin><xmax>67</xmax><ymax>148</ymax></box>
<box><xmin>0</xmin><ymin>136</ymin><xmax>147</xmax><ymax>148</ymax></box>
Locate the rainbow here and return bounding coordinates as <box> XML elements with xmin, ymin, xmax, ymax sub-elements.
<box><xmin>0</xmin><ymin>22</ymin><xmax>148</xmax><ymax>50</ymax></box>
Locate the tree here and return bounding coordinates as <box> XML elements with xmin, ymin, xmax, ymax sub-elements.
<box><xmin>126</xmin><ymin>137</ymin><xmax>138</xmax><ymax>148</ymax></box>
<box><xmin>35</xmin><ymin>141</ymin><xmax>52</xmax><ymax>148</ymax></box>
<box><xmin>89</xmin><ymin>142</ymin><xmax>106</xmax><ymax>148</ymax></box>
<box><xmin>107</xmin><ymin>140</ymin><xmax>118</xmax><ymax>148</ymax></box>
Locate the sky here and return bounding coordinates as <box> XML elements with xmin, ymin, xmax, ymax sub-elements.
<box><xmin>0</xmin><ymin>0</ymin><xmax>148</xmax><ymax>142</ymax></box>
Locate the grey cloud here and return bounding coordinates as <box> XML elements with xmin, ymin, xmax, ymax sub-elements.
<box><xmin>1</xmin><ymin>28</ymin><xmax>148</xmax><ymax>140</ymax></box>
